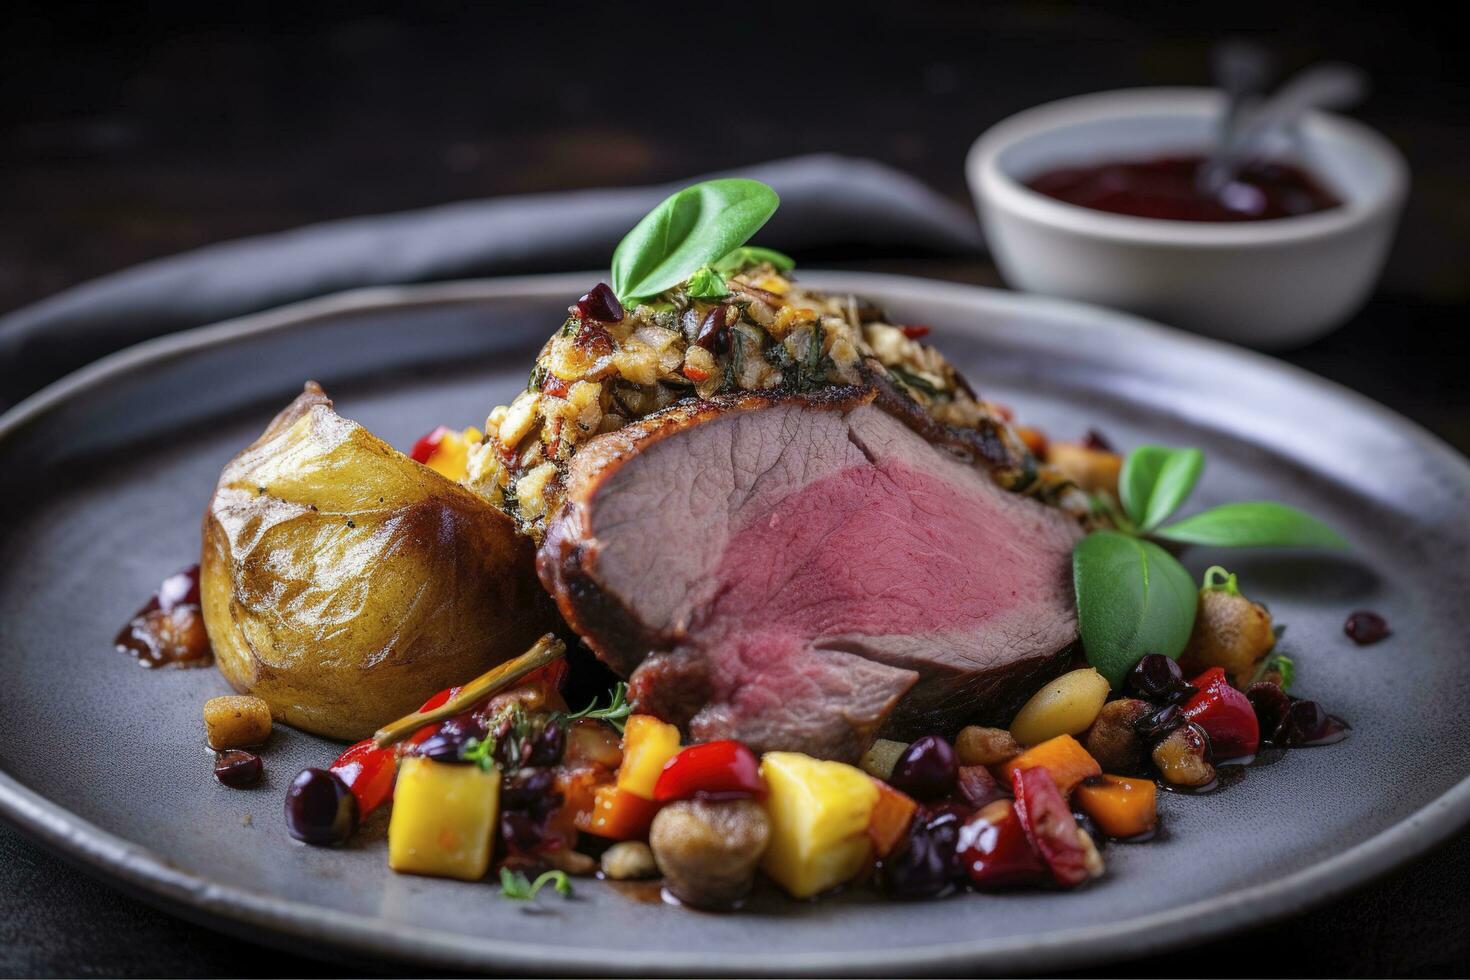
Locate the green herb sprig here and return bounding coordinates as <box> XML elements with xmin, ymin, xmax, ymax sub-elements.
<box><xmin>1075</xmin><ymin>445</ymin><xmax>1346</xmax><ymax>686</ymax></box>
<box><xmin>566</xmin><ymin>681</ymin><xmax>634</xmax><ymax>734</ymax></box>
<box><xmin>499</xmin><ymin>868</ymin><xmax>572</xmax><ymax>901</ymax></box>
<box><xmin>610</xmin><ymin>180</ymin><xmax>781</xmax><ymax>304</ymax></box>
<box><xmin>460</xmin><ymin>735</ymin><xmax>496</xmax><ymax>771</ymax></box>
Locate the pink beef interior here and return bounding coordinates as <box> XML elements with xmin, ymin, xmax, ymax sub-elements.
<box><xmin>551</xmin><ymin>397</ymin><xmax>1082</xmax><ymax>761</ymax></box>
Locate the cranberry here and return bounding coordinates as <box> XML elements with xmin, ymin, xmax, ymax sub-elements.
<box><xmin>501</xmin><ymin>767</ymin><xmax>558</xmax><ymax>813</ymax></box>
<box><xmin>574</xmin><ymin>283</ymin><xmax>623</xmax><ymax>323</ymax></box>
<box><xmin>1081</xmin><ymin>429</ymin><xmax>1114</xmax><ymax>452</ymax></box>
<box><xmin>500</xmin><ymin>809</ymin><xmax>549</xmax><ymax>853</ymax></box>
<box><xmin>284</xmin><ymin>769</ymin><xmax>359</xmax><ymax>846</ymax></box>
<box><xmin>890</xmin><ymin>735</ymin><xmax>959</xmax><ymax>801</ymax></box>
<box><xmin>213</xmin><ymin>750</ymin><xmax>262</xmax><ymax>789</ymax></box>
<box><xmin>412</xmin><ymin>711</ymin><xmax>487</xmax><ymax>763</ymax></box>
<box><xmin>1127</xmin><ymin>654</ymin><xmax>1196</xmax><ymax>704</ymax></box>
<box><xmin>882</xmin><ymin>807</ymin><xmax>966</xmax><ymax>899</ymax></box>
<box><xmin>1274</xmin><ymin>699</ymin><xmax>1350</xmax><ymax>747</ymax></box>
<box><xmin>1246</xmin><ymin>681</ymin><xmax>1291</xmax><ymax>737</ymax></box>
<box><xmin>1344</xmin><ymin>610</ymin><xmax>1391</xmax><ymax>645</ymax></box>
<box><xmin>527</xmin><ymin>720</ymin><xmax>565</xmax><ymax>767</ymax></box>
<box><xmin>693</xmin><ymin>304</ymin><xmax>730</xmax><ymax>353</ymax></box>
<box><xmin>1132</xmin><ymin>702</ymin><xmax>1185</xmax><ymax>741</ymax></box>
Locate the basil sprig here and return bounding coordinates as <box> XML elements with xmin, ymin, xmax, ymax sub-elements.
<box><xmin>1075</xmin><ymin>444</ymin><xmax>1346</xmax><ymax>685</ymax></box>
<box><xmin>610</xmin><ymin>179</ymin><xmax>780</xmax><ymax>303</ymax></box>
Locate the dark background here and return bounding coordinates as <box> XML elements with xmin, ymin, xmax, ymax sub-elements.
<box><xmin>2</xmin><ymin>2</ymin><xmax>1467</xmax><ymax>976</ymax></box>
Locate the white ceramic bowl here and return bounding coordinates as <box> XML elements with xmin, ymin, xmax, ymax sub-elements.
<box><xmin>967</xmin><ymin>87</ymin><xmax>1408</xmax><ymax>348</ymax></box>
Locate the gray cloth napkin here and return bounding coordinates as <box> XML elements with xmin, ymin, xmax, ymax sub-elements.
<box><xmin>0</xmin><ymin>155</ymin><xmax>982</xmax><ymax>405</ymax></box>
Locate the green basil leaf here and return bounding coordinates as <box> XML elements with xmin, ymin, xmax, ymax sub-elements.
<box><xmin>714</xmin><ymin>245</ymin><xmax>795</xmax><ymax>275</ymax></box>
<box><xmin>1120</xmin><ymin>445</ymin><xmax>1204</xmax><ymax>531</ymax></box>
<box><xmin>1073</xmin><ymin>530</ymin><xmax>1199</xmax><ymax>687</ymax></box>
<box><xmin>610</xmin><ymin>179</ymin><xmax>780</xmax><ymax>302</ymax></box>
<box><xmin>1155</xmin><ymin>502</ymin><xmax>1348</xmax><ymax>549</ymax></box>
<box><xmin>686</xmin><ymin>266</ymin><xmax>729</xmax><ymax>299</ymax></box>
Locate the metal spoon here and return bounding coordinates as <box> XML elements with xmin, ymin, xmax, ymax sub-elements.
<box><xmin>1200</xmin><ymin>60</ymin><xmax>1369</xmax><ymax>196</ymax></box>
<box><xmin>1197</xmin><ymin>40</ymin><xmax>1273</xmax><ymax>195</ymax></box>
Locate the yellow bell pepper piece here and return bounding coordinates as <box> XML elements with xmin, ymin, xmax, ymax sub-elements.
<box><xmin>388</xmin><ymin>757</ymin><xmax>500</xmax><ymax>881</ymax></box>
<box><xmin>616</xmin><ymin>714</ymin><xmax>681</xmax><ymax>800</ymax></box>
<box><xmin>759</xmin><ymin>752</ymin><xmax>878</xmax><ymax>899</ymax></box>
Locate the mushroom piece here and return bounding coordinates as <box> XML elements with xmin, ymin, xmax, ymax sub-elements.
<box><xmin>649</xmin><ymin>799</ymin><xmax>770</xmax><ymax>910</ymax></box>
<box><xmin>1084</xmin><ymin>698</ymin><xmax>1152</xmax><ymax>775</ymax></box>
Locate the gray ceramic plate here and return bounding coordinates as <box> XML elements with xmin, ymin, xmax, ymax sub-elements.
<box><xmin>2</xmin><ymin>273</ymin><xmax>1468</xmax><ymax>977</ymax></box>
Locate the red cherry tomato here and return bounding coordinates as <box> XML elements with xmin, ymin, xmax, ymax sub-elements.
<box><xmin>409</xmin><ymin>425</ymin><xmax>451</xmax><ymax>464</ymax></box>
<box><xmin>958</xmin><ymin>799</ymin><xmax>1048</xmax><ymax>888</ymax></box>
<box><xmin>1183</xmin><ymin>667</ymin><xmax>1261</xmax><ymax>759</ymax></box>
<box><xmin>330</xmin><ymin>738</ymin><xmax>398</xmax><ymax>816</ymax></box>
<box><xmin>653</xmin><ymin>740</ymin><xmax>767</xmax><ymax>803</ymax></box>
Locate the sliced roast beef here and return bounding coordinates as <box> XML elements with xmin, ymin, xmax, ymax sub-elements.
<box><xmin>538</xmin><ymin>387</ymin><xmax>1084</xmax><ymax>763</ymax></box>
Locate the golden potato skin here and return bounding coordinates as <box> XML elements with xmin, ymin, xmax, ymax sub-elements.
<box><xmin>201</xmin><ymin>383</ymin><xmax>559</xmax><ymax>741</ymax></box>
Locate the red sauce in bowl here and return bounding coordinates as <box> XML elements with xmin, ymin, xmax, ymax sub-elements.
<box><xmin>1024</xmin><ymin>154</ymin><xmax>1341</xmax><ymax>222</ymax></box>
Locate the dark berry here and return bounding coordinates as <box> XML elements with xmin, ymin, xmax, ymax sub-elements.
<box><xmin>284</xmin><ymin>768</ymin><xmax>359</xmax><ymax>846</ymax></box>
<box><xmin>1274</xmin><ymin>699</ymin><xmax>1351</xmax><ymax>747</ymax></box>
<box><xmin>1246</xmin><ymin>681</ymin><xmax>1291</xmax><ymax>737</ymax></box>
<box><xmin>528</xmin><ymin>720</ymin><xmax>565</xmax><ymax>767</ymax></box>
<box><xmin>1132</xmin><ymin>702</ymin><xmax>1184</xmax><ymax>741</ymax></box>
<box><xmin>890</xmin><ymin>736</ymin><xmax>959</xmax><ymax>801</ymax></box>
<box><xmin>213</xmin><ymin>750</ymin><xmax>262</xmax><ymax>789</ymax></box>
<box><xmin>1344</xmin><ymin>610</ymin><xmax>1390</xmax><ymax>645</ymax></box>
<box><xmin>500</xmin><ymin>809</ymin><xmax>547</xmax><ymax>853</ymax></box>
<box><xmin>881</xmin><ymin>817</ymin><xmax>962</xmax><ymax>899</ymax></box>
<box><xmin>574</xmin><ymin>283</ymin><xmax>624</xmax><ymax>323</ymax></box>
<box><xmin>501</xmin><ymin>767</ymin><xmax>557</xmax><ymax>812</ymax></box>
<box><xmin>1128</xmin><ymin>654</ymin><xmax>1197</xmax><ymax>704</ymax></box>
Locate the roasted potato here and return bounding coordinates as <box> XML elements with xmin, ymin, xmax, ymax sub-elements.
<box><xmin>201</xmin><ymin>383</ymin><xmax>559</xmax><ymax>741</ymax></box>
<box><xmin>1179</xmin><ymin>588</ymin><xmax>1275</xmax><ymax>687</ymax></box>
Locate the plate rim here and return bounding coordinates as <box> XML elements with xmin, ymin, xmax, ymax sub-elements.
<box><xmin>3</xmin><ymin>270</ymin><xmax>1469</xmax><ymax>976</ymax></box>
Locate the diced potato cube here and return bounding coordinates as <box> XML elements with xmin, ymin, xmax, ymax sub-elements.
<box><xmin>388</xmin><ymin>757</ymin><xmax>500</xmax><ymax>881</ymax></box>
<box><xmin>616</xmin><ymin>715</ymin><xmax>681</xmax><ymax>800</ymax></box>
<box><xmin>203</xmin><ymin>695</ymin><xmax>272</xmax><ymax>749</ymax></box>
<box><xmin>759</xmin><ymin>752</ymin><xmax>878</xmax><ymax>898</ymax></box>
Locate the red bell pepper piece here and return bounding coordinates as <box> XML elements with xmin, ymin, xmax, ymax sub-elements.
<box><xmin>330</xmin><ymin>738</ymin><xmax>398</xmax><ymax>816</ymax></box>
<box><xmin>899</xmin><ymin>324</ymin><xmax>931</xmax><ymax>340</ymax></box>
<box><xmin>652</xmin><ymin>740</ymin><xmax>767</xmax><ymax>803</ymax></box>
<box><xmin>1013</xmin><ymin>766</ymin><xmax>1091</xmax><ymax>888</ymax></box>
<box><xmin>1183</xmin><ymin>667</ymin><xmax>1261</xmax><ymax>759</ymax></box>
<box><xmin>403</xmin><ymin>685</ymin><xmax>461</xmax><ymax>748</ymax></box>
<box><xmin>409</xmin><ymin>425</ymin><xmax>452</xmax><ymax>464</ymax></box>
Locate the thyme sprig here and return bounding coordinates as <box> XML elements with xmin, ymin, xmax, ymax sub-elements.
<box><xmin>566</xmin><ymin>681</ymin><xmax>635</xmax><ymax>734</ymax></box>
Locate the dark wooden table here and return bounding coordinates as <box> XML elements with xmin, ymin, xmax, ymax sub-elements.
<box><xmin>3</xmin><ymin>3</ymin><xmax>1467</xmax><ymax>976</ymax></box>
